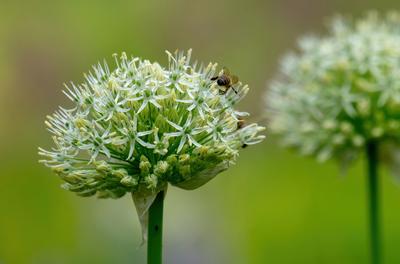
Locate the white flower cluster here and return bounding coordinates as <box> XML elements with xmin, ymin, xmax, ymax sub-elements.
<box><xmin>39</xmin><ymin>50</ymin><xmax>265</xmax><ymax>198</ymax></box>
<box><xmin>266</xmin><ymin>11</ymin><xmax>400</xmax><ymax>164</ymax></box>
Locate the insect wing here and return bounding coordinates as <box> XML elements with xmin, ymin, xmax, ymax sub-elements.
<box><xmin>222</xmin><ymin>67</ymin><xmax>231</xmax><ymax>75</ymax></box>
<box><xmin>231</xmin><ymin>75</ymin><xmax>239</xmax><ymax>85</ymax></box>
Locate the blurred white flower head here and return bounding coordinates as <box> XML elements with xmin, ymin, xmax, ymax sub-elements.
<box><xmin>266</xmin><ymin>11</ymin><xmax>400</xmax><ymax>166</ymax></box>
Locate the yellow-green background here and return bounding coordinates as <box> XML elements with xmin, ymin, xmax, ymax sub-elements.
<box><xmin>2</xmin><ymin>1</ymin><xmax>400</xmax><ymax>263</ymax></box>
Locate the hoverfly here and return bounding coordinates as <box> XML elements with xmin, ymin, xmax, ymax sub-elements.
<box><xmin>211</xmin><ymin>67</ymin><xmax>239</xmax><ymax>94</ymax></box>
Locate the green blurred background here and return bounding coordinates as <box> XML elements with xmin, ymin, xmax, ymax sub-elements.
<box><xmin>2</xmin><ymin>0</ymin><xmax>400</xmax><ymax>263</ymax></box>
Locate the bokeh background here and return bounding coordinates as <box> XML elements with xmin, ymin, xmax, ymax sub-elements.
<box><xmin>2</xmin><ymin>0</ymin><xmax>400</xmax><ymax>263</ymax></box>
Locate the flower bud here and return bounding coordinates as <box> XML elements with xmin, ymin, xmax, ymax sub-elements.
<box><xmin>139</xmin><ymin>156</ymin><xmax>151</xmax><ymax>176</ymax></box>
<box><xmin>154</xmin><ymin>161</ymin><xmax>169</xmax><ymax>176</ymax></box>
<box><xmin>95</xmin><ymin>160</ymin><xmax>112</xmax><ymax>174</ymax></box>
<box><xmin>112</xmin><ymin>168</ymin><xmax>128</xmax><ymax>179</ymax></box>
<box><xmin>120</xmin><ymin>175</ymin><xmax>138</xmax><ymax>187</ymax></box>
<box><xmin>144</xmin><ymin>174</ymin><xmax>158</xmax><ymax>189</ymax></box>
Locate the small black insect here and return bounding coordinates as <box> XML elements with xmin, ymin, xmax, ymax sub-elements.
<box><xmin>236</xmin><ymin>117</ymin><xmax>248</xmax><ymax>148</ymax></box>
<box><xmin>237</xmin><ymin>118</ymin><xmax>245</xmax><ymax>130</ymax></box>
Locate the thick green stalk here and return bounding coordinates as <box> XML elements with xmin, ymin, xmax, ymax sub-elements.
<box><xmin>147</xmin><ymin>191</ymin><xmax>164</xmax><ymax>264</ymax></box>
<box><xmin>366</xmin><ymin>141</ymin><xmax>381</xmax><ymax>264</ymax></box>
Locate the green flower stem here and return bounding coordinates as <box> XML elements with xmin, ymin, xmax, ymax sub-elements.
<box><xmin>148</xmin><ymin>191</ymin><xmax>164</xmax><ymax>264</ymax></box>
<box><xmin>366</xmin><ymin>141</ymin><xmax>381</xmax><ymax>264</ymax></box>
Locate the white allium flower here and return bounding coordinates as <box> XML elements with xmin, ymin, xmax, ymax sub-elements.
<box><xmin>266</xmin><ymin>11</ymin><xmax>400</xmax><ymax>166</ymax></box>
<box><xmin>39</xmin><ymin>50</ymin><xmax>265</xmax><ymax>198</ymax></box>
